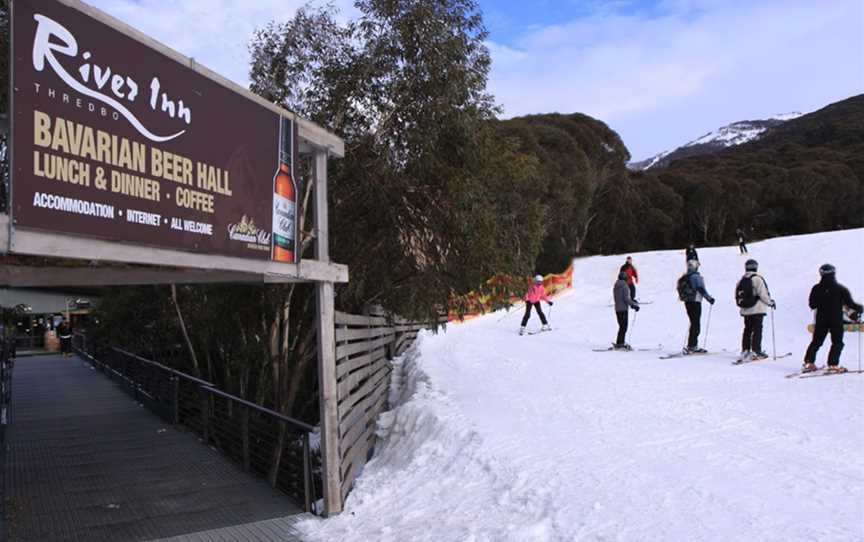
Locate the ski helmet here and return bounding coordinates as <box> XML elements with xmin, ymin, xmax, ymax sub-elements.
<box><xmin>534</xmin><ymin>274</ymin><xmax>544</xmax><ymax>283</ymax></box>
<box><xmin>687</xmin><ymin>259</ymin><xmax>700</xmax><ymax>271</ymax></box>
<box><xmin>745</xmin><ymin>259</ymin><xmax>758</xmax><ymax>271</ymax></box>
<box><xmin>819</xmin><ymin>263</ymin><xmax>836</xmax><ymax>276</ymax></box>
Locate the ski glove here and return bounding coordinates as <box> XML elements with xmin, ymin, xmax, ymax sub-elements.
<box><xmin>633</xmin><ymin>305</ymin><xmax>640</xmax><ymax>312</ymax></box>
<box><xmin>770</xmin><ymin>300</ymin><xmax>777</xmax><ymax>309</ymax></box>
<box><xmin>708</xmin><ymin>297</ymin><xmax>716</xmax><ymax>305</ymax></box>
<box><xmin>548</xmin><ymin>301</ymin><xmax>554</xmax><ymax>306</ymax></box>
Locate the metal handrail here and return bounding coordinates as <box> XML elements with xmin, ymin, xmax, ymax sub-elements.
<box><xmin>110</xmin><ymin>346</ymin><xmax>216</xmax><ymax>388</ymax></box>
<box><xmin>201</xmin><ymin>386</ymin><xmax>316</xmax><ymax>434</ymax></box>
<box><xmin>71</xmin><ymin>333</ymin><xmax>319</xmax><ymax>513</ymax></box>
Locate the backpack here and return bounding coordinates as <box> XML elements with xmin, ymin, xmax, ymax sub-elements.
<box><xmin>736</xmin><ymin>275</ymin><xmax>758</xmax><ymax>308</ymax></box>
<box><xmin>677</xmin><ymin>274</ymin><xmax>695</xmax><ymax>302</ymax></box>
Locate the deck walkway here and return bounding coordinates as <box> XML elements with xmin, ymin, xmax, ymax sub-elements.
<box><xmin>4</xmin><ymin>355</ymin><xmax>311</xmax><ymax>542</ymax></box>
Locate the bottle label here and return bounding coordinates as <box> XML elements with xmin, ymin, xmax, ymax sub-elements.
<box><xmin>272</xmin><ymin>193</ymin><xmax>295</xmax><ymax>249</ymax></box>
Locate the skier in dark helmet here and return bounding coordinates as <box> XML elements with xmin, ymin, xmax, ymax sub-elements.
<box><xmin>685</xmin><ymin>243</ymin><xmax>699</xmax><ymax>264</ymax></box>
<box><xmin>735</xmin><ymin>259</ymin><xmax>775</xmax><ymax>362</ymax></box>
<box><xmin>802</xmin><ymin>264</ymin><xmax>863</xmax><ymax>374</ymax></box>
<box><xmin>679</xmin><ymin>259</ymin><xmax>715</xmax><ymax>354</ymax></box>
<box><xmin>736</xmin><ymin>228</ymin><xmax>748</xmax><ymax>254</ymax></box>
<box><xmin>613</xmin><ymin>271</ymin><xmax>640</xmax><ymax>350</ymax></box>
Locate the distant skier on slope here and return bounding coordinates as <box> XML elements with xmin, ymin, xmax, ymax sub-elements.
<box><xmin>613</xmin><ymin>271</ymin><xmax>640</xmax><ymax>350</ymax></box>
<box><xmin>619</xmin><ymin>256</ymin><xmax>639</xmax><ymax>301</ymax></box>
<box><xmin>735</xmin><ymin>259</ymin><xmax>775</xmax><ymax>362</ymax></box>
<box><xmin>802</xmin><ymin>264</ymin><xmax>863</xmax><ymax>374</ymax></box>
<box><xmin>685</xmin><ymin>243</ymin><xmax>699</xmax><ymax>264</ymax></box>
<box><xmin>736</xmin><ymin>228</ymin><xmax>748</xmax><ymax>254</ymax></box>
<box><xmin>520</xmin><ymin>275</ymin><xmax>553</xmax><ymax>335</ymax></box>
<box><xmin>677</xmin><ymin>260</ymin><xmax>715</xmax><ymax>354</ymax></box>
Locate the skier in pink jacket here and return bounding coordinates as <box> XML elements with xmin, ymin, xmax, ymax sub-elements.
<box><xmin>520</xmin><ymin>275</ymin><xmax>553</xmax><ymax>335</ymax></box>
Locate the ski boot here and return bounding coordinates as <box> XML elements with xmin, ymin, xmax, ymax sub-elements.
<box><xmin>737</xmin><ymin>350</ymin><xmax>752</xmax><ymax>362</ymax></box>
<box><xmin>751</xmin><ymin>351</ymin><xmax>769</xmax><ymax>360</ymax></box>
<box><xmin>519</xmin><ymin>326</ymin><xmax>526</xmax><ymax>336</ymax></box>
<box><xmin>825</xmin><ymin>365</ymin><xmax>847</xmax><ymax>374</ymax></box>
<box><xmin>684</xmin><ymin>346</ymin><xmax>707</xmax><ymax>355</ymax></box>
<box><xmin>541</xmin><ymin>324</ymin><xmax>551</xmax><ymax>332</ymax></box>
<box><xmin>613</xmin><ymin>343</ymin><xmax>632</xmax><ymax>351</ymax></box>
<box><xmin>801</xmin><ymin>362</ymin><xmax>819</xmax><ymax>373</ymax></box>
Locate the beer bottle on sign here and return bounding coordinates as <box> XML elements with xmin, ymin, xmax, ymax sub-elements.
<box><xmin>272</xmin><ymin>117</ymin><xmax>297</xmax><ymax>262</ymax></box>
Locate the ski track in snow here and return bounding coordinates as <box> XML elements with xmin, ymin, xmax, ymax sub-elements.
<box><xmin>298</xmin><ymin>229</ymin><xmax>864</xmax><ymax>542</ymax></box>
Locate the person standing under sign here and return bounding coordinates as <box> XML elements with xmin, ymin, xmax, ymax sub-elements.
<box><xmin>57</xmin><ymin>318</ymin><xmax>72</xmax><ymax>358</ymax></box>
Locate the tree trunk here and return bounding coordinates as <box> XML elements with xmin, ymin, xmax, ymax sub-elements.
<box><xmin>171</xmin><ymin>284</ymin><xmax>200</xmax><ymax>377</ymax></box>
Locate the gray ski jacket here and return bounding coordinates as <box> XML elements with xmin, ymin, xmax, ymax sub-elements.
<box><xmin>614</xmin><ymin>279</ymin><xmax>639</xmax><ymax>312</ymax></box>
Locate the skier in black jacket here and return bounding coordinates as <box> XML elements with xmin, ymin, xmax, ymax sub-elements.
<box><xmin>803</xmin><ymin>264</ymin><xmax>863</xmax><ymax>374</ymax></box>
<box><xmin>736</xmin><ymin>228</ymin><xmax>748</xmax><ymax>254</ymax></box>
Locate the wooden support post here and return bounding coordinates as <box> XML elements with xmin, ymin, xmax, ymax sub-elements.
<box><xmin>313</xmin><ymin>149</ymin><xmax>342</xmax><ymax>515</ymax></box>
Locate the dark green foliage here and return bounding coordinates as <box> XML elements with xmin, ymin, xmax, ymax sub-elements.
<box><xmin>250</xmin><ymin>0</ymin><xmax>545</xmax><ymax>321</ymax></box>
<box><xmin>501</xmin><ymin>94</ymin><xmax>863</xmax><ymax>263</ymax></box>
<box><xmin>662</xmin><ymin>95</ymin><xmax>864</xmax><ymax>241</ymax></box>
<box><xmin>497</xmin><ymin>113</ymin><xmax>630</xmax><ymax>271</ymax></box>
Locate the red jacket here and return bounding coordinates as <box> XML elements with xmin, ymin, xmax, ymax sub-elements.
<box><xmin>524</xmin><ymin>283</ymin><xmax>551</xmax><ymax>304</ymax></box>
<box><xmin>620</xmin><ymin>263</ymin><xmax>638</xmax><ymax>285</ymax></box>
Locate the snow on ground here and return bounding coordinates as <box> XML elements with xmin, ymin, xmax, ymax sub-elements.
<box><xmin>298</xmin><ymin>229</ymin><xmax>864</xmax><ymax>542</ymax></box>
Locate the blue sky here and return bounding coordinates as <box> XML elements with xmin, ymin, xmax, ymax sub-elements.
<box><xmin>85</xmin><ymin>0</ymin><xmax>863</xmax><ymax>160</ymax></box>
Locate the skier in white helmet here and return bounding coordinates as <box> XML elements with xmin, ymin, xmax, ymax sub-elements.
<box><xmin>520</xmin><ymin>274</ymin><xmax>553</xmax><ymax>335</ymax></box>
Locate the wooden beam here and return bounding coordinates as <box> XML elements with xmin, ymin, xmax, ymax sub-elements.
<box><xmin>313</xmin><ymin>149</ymin><xmax>342</xmax><ymax>515</ymax></box>
<box><xmin>5</xmin><ymin>221</ymin><xmax>348</xmax><ymax>284</ymax></box>
<box><xmin>0</xmin><ymin>265</ymin><xmax>257</xmax><ymax>287</ymax></box>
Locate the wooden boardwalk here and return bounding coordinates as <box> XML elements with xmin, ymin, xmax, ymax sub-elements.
<box><xmin>4</xmin><ymin>355</ymin><xmax>311</xmax><ymax>542</ymax></box>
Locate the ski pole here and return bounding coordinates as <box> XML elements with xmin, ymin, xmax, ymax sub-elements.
<box><xmin>771</xmin><ymin>307</ymin><xmax>777</xmax><ymax>360</ymax></box>
<box><xmin>703</xmin><ymin>303</ymin><xmax>713</xmax><ymax>351</ymax></box>
<box><xmin>858</xmin><ymin>318</ymin><xmax>861</xmax><ymax>373</ymax></box>
<box><xmin>497</xmin><ymin>303</ymin><xmax>522</xmax><ymax>323</ymax></box>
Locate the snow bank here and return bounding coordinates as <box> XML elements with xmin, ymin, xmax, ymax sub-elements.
<box><xmin>298</xmin><ymin>229</ymin><xmax>864</xmax><ymax>542</ymax></box>
<box><xmin>297</xmin><ymin>344</ymin><xmax>559</xmax><ymax>541</ymax></box>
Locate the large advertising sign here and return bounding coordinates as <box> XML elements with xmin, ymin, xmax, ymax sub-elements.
<box><xmin>10</xmin><ymin>0</ymin><xmax>301</xmax><ymax>263</ymax></box>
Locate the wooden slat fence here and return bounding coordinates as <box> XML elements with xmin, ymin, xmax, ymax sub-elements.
<box><xmin>333</xmin><ymin>310</ymin><xmax>428</xmax><ymax>502</ymax></box>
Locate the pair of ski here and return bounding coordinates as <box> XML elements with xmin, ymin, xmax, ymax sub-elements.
<box><xmin>593</xmin><ymin>344</ymin><xmax>662</xmax><ymax>352</ymax></box>
<box><xmin>658</xmin><ymin>350</ymin><xmax>794</xmax><ymax>362</ymax></box>
<box><xmin>605</xmin><ymin>301</ymin><xmax>653</xmax><ymax>307</ymax></box>
<box><xmin>658</xmin><ymin>350</ymin><xmax>713</xmax><ymax>360</ymax></box>
<box><xmin>785</xmin><ymin>367</ymin><xmax>864</xmax><ymax>379</ymax></box>
<box><xmin>732</xmin><ymin>352</ymin><xmax>793</xmax><ymax>365</ymax></box>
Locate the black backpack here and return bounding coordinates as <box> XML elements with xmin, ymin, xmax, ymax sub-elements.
<box><xmin>736</xmin><ymin>275</ymin><xmax>758</xmax><ymax>308</ymax></box>
<box><xmin>677</xmin><ymin>274</ymin><xmax>695</xmax><ymax>302</ymax></box>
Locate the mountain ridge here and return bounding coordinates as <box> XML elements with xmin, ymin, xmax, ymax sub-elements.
<box><xmin>630</xmin><ymin>113</ymin><xmax>802</xmax><ymax>171</ymax></box>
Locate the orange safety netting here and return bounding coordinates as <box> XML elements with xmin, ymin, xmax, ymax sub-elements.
<box><xmin>448</xmin><ymin>263</ymin><xmax>573</xmax><ymax>322</ymax></box>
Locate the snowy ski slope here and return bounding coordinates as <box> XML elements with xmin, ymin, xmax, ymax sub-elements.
<box><xmin>298</xmin><ymin>229</ymin><xmax>864</xmax><ymax>542</ymax></box>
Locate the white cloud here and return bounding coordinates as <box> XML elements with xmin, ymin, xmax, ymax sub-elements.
<box><xmin>86</xmin><ymin>0</ymin><xmax>357</xmax><ymax>89</ymax></box>
<box><xmin>488</xmin><ymin>0</ymin><xmax>864</xmax><ymax>160</ymax></box>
